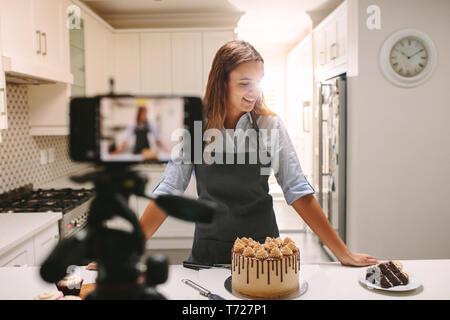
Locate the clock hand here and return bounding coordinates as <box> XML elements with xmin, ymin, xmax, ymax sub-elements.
<box><xmin>408</xmin><ymin>48</ymin><xmax>425</xmax><ymax>59</ymax></box>
<box><xmin>396</xmin><ymin>49</ymin><xmax>410</xmax><ymax>59</ymax></box>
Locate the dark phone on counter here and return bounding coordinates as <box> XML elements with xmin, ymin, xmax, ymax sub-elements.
<box><xmin>69</xmin><ymin>95</ymin><xmax>202</xmax><ymax>164</ymax></box>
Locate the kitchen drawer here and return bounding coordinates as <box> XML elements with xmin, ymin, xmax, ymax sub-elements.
<box><xmin>0</xmin><ymin>238</ymin><xmax>35</xmax><ymax>267</ymax></box>
<box><xmin>33</xmin><ymin>223</ymin><xmax>59</xmax><ymax>266</ymax></box>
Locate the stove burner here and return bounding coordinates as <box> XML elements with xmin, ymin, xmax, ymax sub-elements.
<box><xmin>0</xmin><ymin>188</ymin><xmax>95</xmax><ymax>214</ymax></box>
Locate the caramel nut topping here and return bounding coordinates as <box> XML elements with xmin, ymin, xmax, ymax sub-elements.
<box><xmin>281</xmin><ymin>246</ymin><xmax>293</xmax><ymax>256</ymax></box>
<box><xmin>253</xmin><ymin>243</ymin><xmax>263</xmax><ymax>251</ymax></box>
<box><xmin>243</xmin><ymin>247</ymin><xmax>255</xmax><ymax>257</ymax></box>
<box><xmin>286</xmin><ymin>241</ymin><xmax>297</xmax><ymax>252</ymax></box>
<box><xmin>274</xmin><ymin>237</ymin><xmax>283</xmax><ymax>246</ymax></box>
<box><xmin>247</xmin><ymin>240</ymin><xmax>259</xmax><ymax>248</ymax></box>
<box><xmin>264</xmin><ymin>241</ymin><xmax>277</xmax><ymax>251</ymax></box>
<box><xmin>255</xmin><ymin>248</ymin><xmax>269</xmax><ymax>259</ymax></box>
<box><xmin>270</xmin><ymin>247</ymin><xmax>282</xmax><ymax>258</ymax></box>
<box><xmin>233</xmin><ymin>242</ymin><xmax>246</xmax><ymax>253</ymax></box>
<box><xmin>282</xmin><ymin>236</ymin><xmax>293</xmax><ymax>246</ymax></box>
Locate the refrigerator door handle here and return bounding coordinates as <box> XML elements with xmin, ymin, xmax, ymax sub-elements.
<box><xmin>329</xmin><ymin>176</ymin><xmax>336</xmax><ymax>192</ymax></box>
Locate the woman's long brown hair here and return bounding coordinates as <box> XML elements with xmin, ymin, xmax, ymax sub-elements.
<box><xmin>203</xmin><ymin>40</ymin><xmax>275</xmax><ymax>131</ymax></box>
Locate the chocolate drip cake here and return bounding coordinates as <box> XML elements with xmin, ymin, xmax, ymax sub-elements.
<box><xmin>231</xmin><ymin>236</ymin><xmax>300</xmax><ymax>298</ymax></box>
<box><xmin>365</xmin><ymin>261</ymin><xmax>409</xmax><ymax>288</ymax></box>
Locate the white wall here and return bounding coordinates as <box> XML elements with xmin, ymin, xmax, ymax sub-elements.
<box><xmin>346</xmin><ymin>0</ymin><xmax>450</xmax><ymax>259</ymax></box>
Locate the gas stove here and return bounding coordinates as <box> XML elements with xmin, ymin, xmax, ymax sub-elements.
<box><xmin>0</xmin><ymin>185</ymin><xmax>95</xmax><ymax>239</ymax></box>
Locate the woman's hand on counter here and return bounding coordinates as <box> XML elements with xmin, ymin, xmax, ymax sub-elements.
<box><xmin>338</xmin><ymin>252</ymin><xmax>378</xmax><ymax>267</ymax></box>
<box><xmin>291</xmin><ymin>195</ymin><xmax>378</xmax><ymax>268</ymax></box>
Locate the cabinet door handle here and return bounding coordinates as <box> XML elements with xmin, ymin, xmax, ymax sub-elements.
<box><xmin>319</xmin><ymin>51</ymin><xmax>326</xmax><ymax>65</ymax></box>
<box><xmin>41</xmin><ymin>32</ymin><xmax>47</xmax><ymax>56</ymax></box>
<box><xmin>36</xmin><ymin>30</ymin><xmax>41</xmax><ymax>54</ymax></box>
<box><xmin>0</xmin><ymin>87</ymin><xmax>5</xmax><ymax>113</ymax></box>
<box><xmin>330</xmin><ymin>43</ymin><xmax>337</xmax><ymax>60</ymax></box>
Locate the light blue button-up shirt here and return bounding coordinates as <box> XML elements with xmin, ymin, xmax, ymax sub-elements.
<box><xmin>153</xmin><ymin>112</ymin><xmax>315</xmax><ymax>205</ymax></box>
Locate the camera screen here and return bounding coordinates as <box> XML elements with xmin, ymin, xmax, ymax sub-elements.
<box><xmin>99</xmin><ymin>96</ymin><xmax>184</xmax><ymax>162</ymax></box>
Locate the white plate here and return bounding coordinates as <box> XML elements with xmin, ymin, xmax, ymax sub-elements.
<box><xmin>359</xmin><ymin>270</ymin><xmax>422</xmax><ymax>292</ymax></box>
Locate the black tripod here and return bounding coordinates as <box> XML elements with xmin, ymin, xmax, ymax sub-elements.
<box><xmin>40</xmin><ymin>165</ymin><xmax>217</xmax><ymax>299</ymax></box>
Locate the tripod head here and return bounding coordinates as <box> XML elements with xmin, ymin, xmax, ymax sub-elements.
<box><xmin>40</xmin><ymin>165</ymin><xmax>218</xmax><ymax>299</ymax></box>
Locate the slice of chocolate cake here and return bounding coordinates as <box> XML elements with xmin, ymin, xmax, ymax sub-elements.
<box><xmin>365</xmin><ymin>261</ymin><xmax>409</xmax><ymax>288</ymax></box>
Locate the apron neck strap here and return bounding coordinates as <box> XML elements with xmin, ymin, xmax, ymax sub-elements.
<box><xmin>249</xmin><ymin>111</ymin><xmax>260</xmax><ymax>132</ymax></box>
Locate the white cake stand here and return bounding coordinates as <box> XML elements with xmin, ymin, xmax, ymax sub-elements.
<box><xmin>224</xmin><ymin>276</ymin><xmax>308</xmax><ymax>300</ymax></box>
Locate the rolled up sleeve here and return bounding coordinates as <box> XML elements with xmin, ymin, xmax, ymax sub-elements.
<box><xmin>152</xmin><ymin>161</ymin><xmax>193</xmax><ymax>195</ymax></box>
<box><xmin>272</xmin><ymin>117</ymin><xmax>315</xmax><ymax>205</ymax></box>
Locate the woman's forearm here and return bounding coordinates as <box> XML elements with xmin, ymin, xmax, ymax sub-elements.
<box><xmin>139</xmin><ymin>200</ymin><xmax>168</xmax><ymax>240</ymax></box>
<box><xmin>291</xmin><ymin>194</ymin><xmax>351</xmax><ymax>261</ymax></box>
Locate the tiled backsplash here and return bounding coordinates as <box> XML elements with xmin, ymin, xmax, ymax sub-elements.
<box><xmin>0</xmin><ymin>84</ymin><xmax>87</xmax><ymax>193</ymax></box>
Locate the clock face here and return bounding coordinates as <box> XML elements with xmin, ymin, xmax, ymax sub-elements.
<box><xmin>389</xmin><ymin>37</ymin><xmax>428</xmax><ymax>78</ymax></box>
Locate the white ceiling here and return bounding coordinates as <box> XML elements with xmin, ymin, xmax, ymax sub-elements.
<box><xmin>81</xmin><ymin>0</ymin><xmax>343</xmax><ymax>50</ymax></box>
<box><xmin>82</xmin><ymin>0</ymin><xmax>238</xmax><ymax>14</ymax></box>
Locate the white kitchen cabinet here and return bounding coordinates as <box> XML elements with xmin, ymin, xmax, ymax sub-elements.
<box><xmin>133</xmin><ymin>167</ymin><xmax>197</xmax><ymax>247</ymax></box>
<box><xmin>286</xmin><ymin>35</ymin><xmax>314</xmax><ymax>180</ymax></box>
<box><xmin>0</xmin><ymin>15</ymin><xmax>7</xmax><ymax>135</ymax></box>
<box><xmin>0</xmin><ymin>65</ymin><xmax>5</xmax><ymax>133</ymax></box>
<box><xmin>83</xmin><ymin>7</ymin><xmax>113</xmax><ymax>96</ymax></box>
<box><xmin>140</xmin><ymin>33</ymin><xmax>172</xmax><ymax>95</ymax></box>
<box><xmin>140</xmin><ymin>32</ymin><xmax>172</xmax><ymax>94</ymax></box>
<box><xmin>171</xmin><ymin>32</ymin><xmax>203</xmax><ymax>96</ymax></box>
<box><xmin>335</xmin><ymin>5</ymin><xmax>348</xmax><ymax>67</ymax></box>
<box><xmin>113</xmin><ymin>33</ymin><xmax>141</xmax><ymax>94</ymax></box>
<box><xmin>313</xmin><ymin>29</ymin><xmax>326</xmax><ymax>72</ymax></box>
<box><xmin>139</xmin><ymin>30</ymin><xmax>234</xmax><ymax>96</ymax></box>
<box><xmin>312</xmin><ymin>1</ymin><xmax>348</xmax><ymax>79</ymax></box>
<box><xmin>201</xmin><ymin>31</ymin><xmax>235</xmax><ymax>92</ymax></box>
<box><xmin>33</xmin><ymin>223</ymin><xmax>59</xmax><ymax>266</ymax></box>
<box><xmin>0</xmin><ymin>0</ymin><xmax>72</xmax><ymax>83</ymax></box>
<box><xmin>325</xmin><ymin>22</ymin><xmax>337</xmax><ymax>65</ymax></box>
<box><xmin>0</xmin><ymin>0</ymin><xmax>35</xmax><ymax>69</ymax></box>
<box><xmin>0</xmin><ymin>238</ymin><xmax>35</xmax><ymax>267</ymax></box>
<box><xmin>34</xmin><ymin>0</ymin><xmax>68</xmax><ymax>73</ymax></box>
<box><xmin>0</xmin><ymin>221</ymin><xmax>59</xmax><ymax>267</ymax></box>
<box><xmin>28</xmin><ymin>82</ymin><xmax>71</xmax><ymax>135</ymax></box>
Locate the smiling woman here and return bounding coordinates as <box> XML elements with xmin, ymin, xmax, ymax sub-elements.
<box><xmin>203</xmin><ymin>40</ymin><xmax>276</xmax><ymax>131</ymax></box>
<box><xmin>139</xmin><ymin>39</ymin><xmax>378</xmax><ymax>267</ymax></box>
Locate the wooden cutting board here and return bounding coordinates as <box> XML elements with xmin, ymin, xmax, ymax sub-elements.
<box><xmin>79</xmin><ymin>283</ymin><xmax>96</xmax><ymax>299</ymax></box>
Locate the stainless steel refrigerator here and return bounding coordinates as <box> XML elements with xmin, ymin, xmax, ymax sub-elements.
<box><xmin>317</xmin><ymin>74</ymin><xmax>347</xmax><ymax>259</ymax></box>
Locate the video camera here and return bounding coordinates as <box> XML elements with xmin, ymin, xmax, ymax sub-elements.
<box><xmin>39</xmin><ymin>88</ymin><xmax>218</xmax><ymax>299</ymax></box>
<box><xmin>69</xmin><ymin>94</ymin><xmax>202</xmax><ymax>164</ymax></box>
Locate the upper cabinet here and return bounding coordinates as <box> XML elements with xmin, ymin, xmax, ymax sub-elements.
<box><xmin>312</xmin><ymin>1</ymin><xmax>348</xmax><ymax>79</ymax></box>
<box><xmin>113</xmin><ymin>29</ymin><xmax>235</xmax><ymax>97</ymax></box>
<box><xmin>1</xmin><ymin>0</ymin><xmax>236</xmax><ymax>136</ymax></box>
<box><xmin>171</xmin><ymin>32</ymin><xmax>203</xmax><ymax>96</ymax></box>
<box><xmin>140</xmin><ymin>33</ymin><xmax>172</xmax><ymax>95</ymax></box>
<box><xmin>112</xmin><ymin>33</ymin><xmax>141</xmax><ymax>94</ymax></box>
<box><xmin>82</xmin><ymin>5</ymin><xmax>113</xmax><ymax>96</ymax></box>
<box><xmin>202</xmin><ymin>31</ymin><xmax>235</xmax><ymax>92</ymax></box>
<box><xmin>0</xmin><ymin>14</ymin><xmax>7</xmax><ymax>137</ymax></box>
<box><xmin>0</xmin><ymin>0</ymin><xmax>72</xmax><ymax>83</ymax></box>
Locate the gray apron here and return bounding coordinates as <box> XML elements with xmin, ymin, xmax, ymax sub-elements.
<box><xmin>133</xmin><ymin>122</ymin><xmax>150</xmax><ymax>154</ymax></box>
<box><xmin>192</xmin><ymin>112</ymin><xmax>279</xmax><ymax>264</ymax></box>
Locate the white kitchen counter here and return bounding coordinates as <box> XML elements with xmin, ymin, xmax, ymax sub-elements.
<box><xmin>0</xmin><ymin>212</ymin><xmax>62</xmax><ymax>257</ymax></box>
<box><xmin>0</xmin><ymin>259</ymin><xmax>449</xmax><ymax>300</ymax></box>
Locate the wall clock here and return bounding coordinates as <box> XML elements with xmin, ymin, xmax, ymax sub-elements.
<box><xmin>379</xmin><ymin>29</ymin><xmax>437</xmax><ymax>87</ymax></box>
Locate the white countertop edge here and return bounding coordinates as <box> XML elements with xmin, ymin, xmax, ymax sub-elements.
<box><xmin>0</xmin><ymin>212</ymin><xmax>62</xmax><ymax>257</ymax></box>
